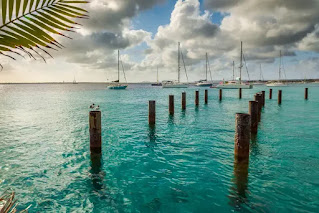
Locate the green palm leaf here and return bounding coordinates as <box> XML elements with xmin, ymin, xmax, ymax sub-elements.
<box><xmin>0</xmin><ymin>0</ymin><xmax>89</xmax><ymax>67</ymax></box>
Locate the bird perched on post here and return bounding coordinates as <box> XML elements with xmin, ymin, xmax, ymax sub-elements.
<box><xmin>89</xmin><ymin>103</ymin><xmax>95</xmax><ymax>109</ymax></box>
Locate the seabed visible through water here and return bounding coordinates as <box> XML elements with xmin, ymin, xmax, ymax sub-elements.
<box><xmin>0</xmin><ymin>83</ymin><xmax>319</xmax><ymax>212</ymax></box>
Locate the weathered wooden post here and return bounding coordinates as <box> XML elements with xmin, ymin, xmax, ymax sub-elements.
<box><xmin>278</xmin><ymin>90</ymin><xmax>282</xmax><ymax>105</ymax></box>
<box><xmin>305</xmin><ymin>88</ymin><xmax>308</xmax><ymax>100</ymax></box>
<box><xmin>195</xmin><ymin>90</ymin><xmax>199</xmax><ymax>106</ymax></box>
<box><xmin>169</xmin><ymin>95</ymin><xmax>174</xmax><ymax>115</ymax></box>
<box><xmin>182</xmin><ymin>92</ymin><xmax>186</xmax><ymax>110</ymax></box>
<box><xmin>249</xmin><ymin>101</ymin><xmax>258</xmax><ymax>134</ymax></box>
<box><xmin>239</xmin><ymin>88</ymin><xmax>242</xmax><ymax>99</ymax></box>
<box><xmin>219</xmin><ymin>89</ymin><xmax>222</xmax><ymax>101</ymax></box>
<box><xmin>235</xmin><ymin>113</ymin><xmax>251</xmax><ymax>161</ymax></box>
<box><xmin>89</xmin><ymin>111</ymin><xmax>102</xmax><ymax>154</ymax></box>
<box><xmin>149</xmin><ymin>100</ymin><xmax>156</xmax><ymax>125</ymax></box>
<box><xmin>269</xmin><ymin>89</ymin><xmax>273</xmax><ymax>99</ymax></box>
<box><xmin>205</xmin><ymin>89</ymin><xmax>208</xmax><ymax>104</ymax></box>
<box><xmin>254</xmin><ymin>94</ymin><xmax>262</xmax><ymax>122</ymax></box>
<box><xmin>262</xmin><ymin>91</ymin><xmax>265</xmax><ymax>107</ymax></box>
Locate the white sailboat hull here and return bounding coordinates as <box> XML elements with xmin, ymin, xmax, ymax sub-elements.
<box><xmin>216</xmin><ymin>84</ymin><xmax>253</xmax><ymax>89</ymax></box>
<box><xmin>196</xmin><ymin>82</ymin><xmax>213</xmax><ymax>87</ymax></box>
<box><xmin>162</xmin><ymin>83</ymin><xmax>188</xmax><ymax>88</ymax></box>
<box><xmin>266</xmin><ymin>83</ymin><xmax>287</xmax><ymax>87</ymax></box>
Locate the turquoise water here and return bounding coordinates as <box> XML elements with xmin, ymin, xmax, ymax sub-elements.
<box><xmin>0</xmin><ymin>83</ymin><xmax>319</xmax><ymax>212</ymax></box>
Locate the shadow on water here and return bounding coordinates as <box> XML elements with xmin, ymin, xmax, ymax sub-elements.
<box><xmin>228</xmin><ymin>158</ymin><xmax>249</xmax><ymax>211</ymax></box>
<box><xmin>90</xmin><ymin>153</ymin><xmax>103</xmax><ymax>191</ymax></box>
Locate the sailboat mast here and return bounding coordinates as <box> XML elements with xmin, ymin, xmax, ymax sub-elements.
<box><xmin>118</xmin><ymin>50</ymin><xmax>120</xmax><ymax>82</ymax></box>
<box><xmin>178</xmin><ymin>42</ymin><xmax>181</xmax><ymax>83</ymax></box>
<box><xmin>279</xmin><ymin>50</ymin><xmax>282</xmax><ymax>82</ymax></box>
<box><xmin>232</xmin><ymin>61</ymin><xmax>235</xmax><ymax>81</ymax></box>
<box><xmin>157</xmin><ymin>66</ymin><xmax>159</xmax><ymax>83</ymax></box>
<box><xmin>206</xmin><ymin>53</ymin><xmax>208</xmax><ymax>81</ymax></box>
<box><xmin>260</xmin><ymin>64</ymin><xmax>262</xmax><ymax>81</ymax></box>
<box><xmin>240</xmin><ymin>41</ymin><xmax>243</xmax><ymax>84</ymax></box>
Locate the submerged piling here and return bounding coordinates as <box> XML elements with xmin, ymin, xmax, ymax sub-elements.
<box><xmin>89</xmin><ymin>111</ymin><xmax>102</xmax><ymax>154</ymax></box>
<box><xmin>269</xmin><ymin>89</ymin><xmax>273</xmax><ymax>99</ymax></box>
<box><xmin>219</xmin><ymin>89</ymin><xmax>222</xmax><ymax>101</ymax></box>
<box><xmin>169</xmin><ymin>95</ymin><xmax>174</xmax><ymax>115</ymax></box>
<box><xmin>278</xmin><ymin>90</ymin><xmax>282</xmax><ymax>105</ymax></box>
<box><xmin>182</xmin><ymin>92</ymin><xmax>186</xmax><ymax>110</ymax></box>
<box><xmin>249</xmin><ymin>101</ymin><xmax>258</xmax><ymax>134</ymax></box>
<box><xmin>149</xmin><ymin>100</ymin><xmax>156</xmax><ymax>125</ymax></box>
<box><xmin>195</xmin><ymin>90</ymin><xmax>199</xmax><ymax>106</ymax></box>
<box><xmin>235</xmin><ymin>113</ymin><xmax>251</xmax><ymax>161</ymax></box>
<box><xmin>239</xmin><ymin>88</ymin><xmax>242</xmax><ymax>99</ymax></box>
<box><xmin>305</xmin><ymin>88</ymin><xmax>308</xmax><ymax>100</ymax></box>
<box><xmin>205</xmin><ymin>89</ymin><xmax>208</xmax><ymax>104</ymax></box>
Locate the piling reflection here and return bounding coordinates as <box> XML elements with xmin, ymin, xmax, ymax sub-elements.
<box><xmin>229</xmin><ymin>157</ymin><xmax>249</xmax><ymax>210</ymax></box>
<box><xmin>168</xmin><ymin>114</ymin><xmax>175</xmax><ymax>125</ymax></box>
<box><xmin>90</xmin><ymin>153</ymin><xmax>103</xmax><ymax>191</ymax></box>
<box><xmin>148</xmin><ymin>125</ymin><xmax>157</xmax><ymax>144</ymax></box>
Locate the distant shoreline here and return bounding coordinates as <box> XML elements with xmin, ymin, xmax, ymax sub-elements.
<box><xmin>0</xmin><ymin>79</ymin><xmax>319</xmax><ymax>85</ymax></box>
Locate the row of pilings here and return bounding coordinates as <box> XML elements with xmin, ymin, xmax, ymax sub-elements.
<box><xmin>89</xmin><ymin>87</ymin><xmax>310</xmax><ymax>155</ymax></box>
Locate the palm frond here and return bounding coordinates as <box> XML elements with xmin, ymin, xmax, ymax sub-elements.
<box><xmin>0</xmin><ymin>190</ymin><xmax>31</xmax><ymax>212</ymax></box>
<box><xmin>0</xmin><ymin>0</ymin><xmax>89</xmax><ymax>63</ymax></box>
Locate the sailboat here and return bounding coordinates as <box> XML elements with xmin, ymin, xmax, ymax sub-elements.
<box><xmin>266</xmin><ymin>50</ymin><xmax>287</xmax><ymax>87</ymax></box>
<box><xmin>73</xmin><ymin>75</ymin><xmax>78</xmax><ymax>84</ymax></box>
<box><xmin>107</xmin><ymin>50</ymin><xmax>128</xmax><ymax>90</ymax></box>
<box><xmin>254</xmin><ymin>64</ymin><xmax>265</xmax><ymax>85</ymax></box>
<box><xmin>151</xmin><ymin>67</ymin><xmax>162</xmax><ymax>86</ymax></box>
<box><xmin>196</xmin><ymin>53</ymin><xmax>213</xmax><ymax>87</ymax></box>
<box><xmin>217</xmin><ymin>41</ymin><xmax>253</xmax><ymax>89</ymax></box>
<box><xmin>162</xmin><ymin>42</ymin><xmax>188</xmax><ymax>88</ymax></box>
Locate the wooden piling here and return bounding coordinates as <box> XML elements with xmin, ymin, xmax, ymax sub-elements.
<box><xmin>262</xmin><ymin>91</ymin><xmax>265</xmax><ymax>107</ymax></box>
<box><xmin>254</xmin><ymin>94</ymin><xmax>262</xmax><ymax>122</ymax></box>
<box><xmin>89</xmin><ymin>111</ymin><xmax>102</xmax><ymax>154</ymax></box>
<box><xmin>278</xmin><ymin>90</ymin><xmax>282</xmax><ymax>105</ymax></box>
<box><xmin>249</xmin><ymin>101</ymin><xmax>258</xmax><ymax>134</ymax></box>
<box><xmin>205</xmin><ymin>89</ymin><xmax>208</xmax><ymax>104</ymax></box>
<box><xmin>169</xmin><ymin>95</ymin><xmax>174</xmax><ymax>115</ymax></box>
<box><xmin>235</xmin><ymin>113</ymin><xmax>251</xmax><ymax>161</ymax></box>
<box><xmin>219</xmin><ymin>89</ymin><xmax>222</xmax><ymax>101</ymax></box>
<box><xmin>195</xmin><ymin>90</ymin><xmax>199</xmax><ymax>106</ymax></box>
<box><xmin>269</xmin><ymin>89</ymin><xmax>273</xmax><ymax>99</ymax></box>
<box><xmin>305</xmin><ymin>88</ymin><xmax>308</xmax><ymax>100</ymax></box>
<box><xmin>182</xmin><ymin>92</ymin><xmax>186</xmax><ymax>110</ymax></box>
<box><xmin>239</xmin><ymin>88</ymin><xmax>242</xmax><ymax>99</ymax></box>
<box><xmin>149</xmin><ymin>100</ymin><xmax>156</xmax><ymax>125</ymax></box>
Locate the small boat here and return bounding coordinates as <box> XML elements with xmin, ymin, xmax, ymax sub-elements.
<box><xmin>217</xmin><ymin>42</ymin><xmax>253</xmax><ymax>89</ymax></box>
<box><xmin>266</xmin><ymin>50</ymin><xmax>288</xmax><ymax>87</ymax></box>
<box><xmin>162</xmin><ymin>80</ymin><xmax>188</xmax><ymax>88</ymax></box>
<box><xmin>151</xmin><ymin>67</ymin><xmax>162</xmax><ymax>86</ymax></box>
<box><xmin>107</xmin><ymin>50</ymin><xmax>128</xmax><ymax>90</ymax></box>
<box><xmin>162</xmin><ymin>42</ymin><xmax>188</xmax><ymax>88</ymax></box>
<box><xmin>196</xmin><ymin>53</ymin><xmax>213</xmax><ymax>87</ymax></box>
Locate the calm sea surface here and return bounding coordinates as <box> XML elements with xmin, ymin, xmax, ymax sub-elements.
<box><xmin>0</xmin><ymin>83</ymin><xmax>319</xmax><ymax>212</ymax></box>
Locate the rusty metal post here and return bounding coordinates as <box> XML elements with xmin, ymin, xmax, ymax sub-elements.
<box><xmin>235</xmin><ymin>113</ymin><xmax>251</xmax><ymax>161</ymax></box>
<box><xmin>305</xmin><ymin>88</ymin><xmax>308</xmax><ymax>100</ymax></box>
<box><xmin>278</xmin><ymin>90</ymin><xmax>282</xmax><ymax>105</ymax></box>
<box><xmin>239</xmin><ymin>88</ymin><xmax>242</xmax><ymax>99</ymax></box>
<box><xmin>205</xmin><ymin>89</ymin><xmax>208</xmax><ymax>104</ymax></box>
<box><xmin>269</xmin><ymin>89</ymin><xmax>273</xmax><ymax>99</ymax></box>
<box><xmin>219</xmin><ymin>89</ymin><xmax>222</xmax><ymax>101</ymax></box>
<box><xmin>262</xmin><ymin>91</ymin><xmax>265</xmax><ymax>107</ymax></box>
<box><xmin>169</xmin><ymin>95</ymin><xmax>174</xmax><ymax>115</ymax></box>
<box><xmin>195</xmin><ymin>90</ymin><xmax>199</xmax><ymax>106</ymax></box>
<box><xmin>249</xmin><ymin>101</ymin><xmax>258</xmax><ymax>134</ymax></box>
<box><xmin>149</xmin><ymin>100</ymin><xmax>156</xmax><ymax>125</ymax></box>
<box><xmin>182</xmin><ymin>92</ymin><xmax>186</xmax><ymax>110</ymax></box>
<box><xmin>89</xmin><ymin>111</ymin><xmax>102</xmax><ymax>154</ymax></box>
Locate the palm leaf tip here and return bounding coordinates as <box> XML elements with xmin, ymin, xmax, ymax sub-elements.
<box><xmin>0</xmin><ymin>0</ymin><xmax>89</xmax><ymax>66</ymax></box>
